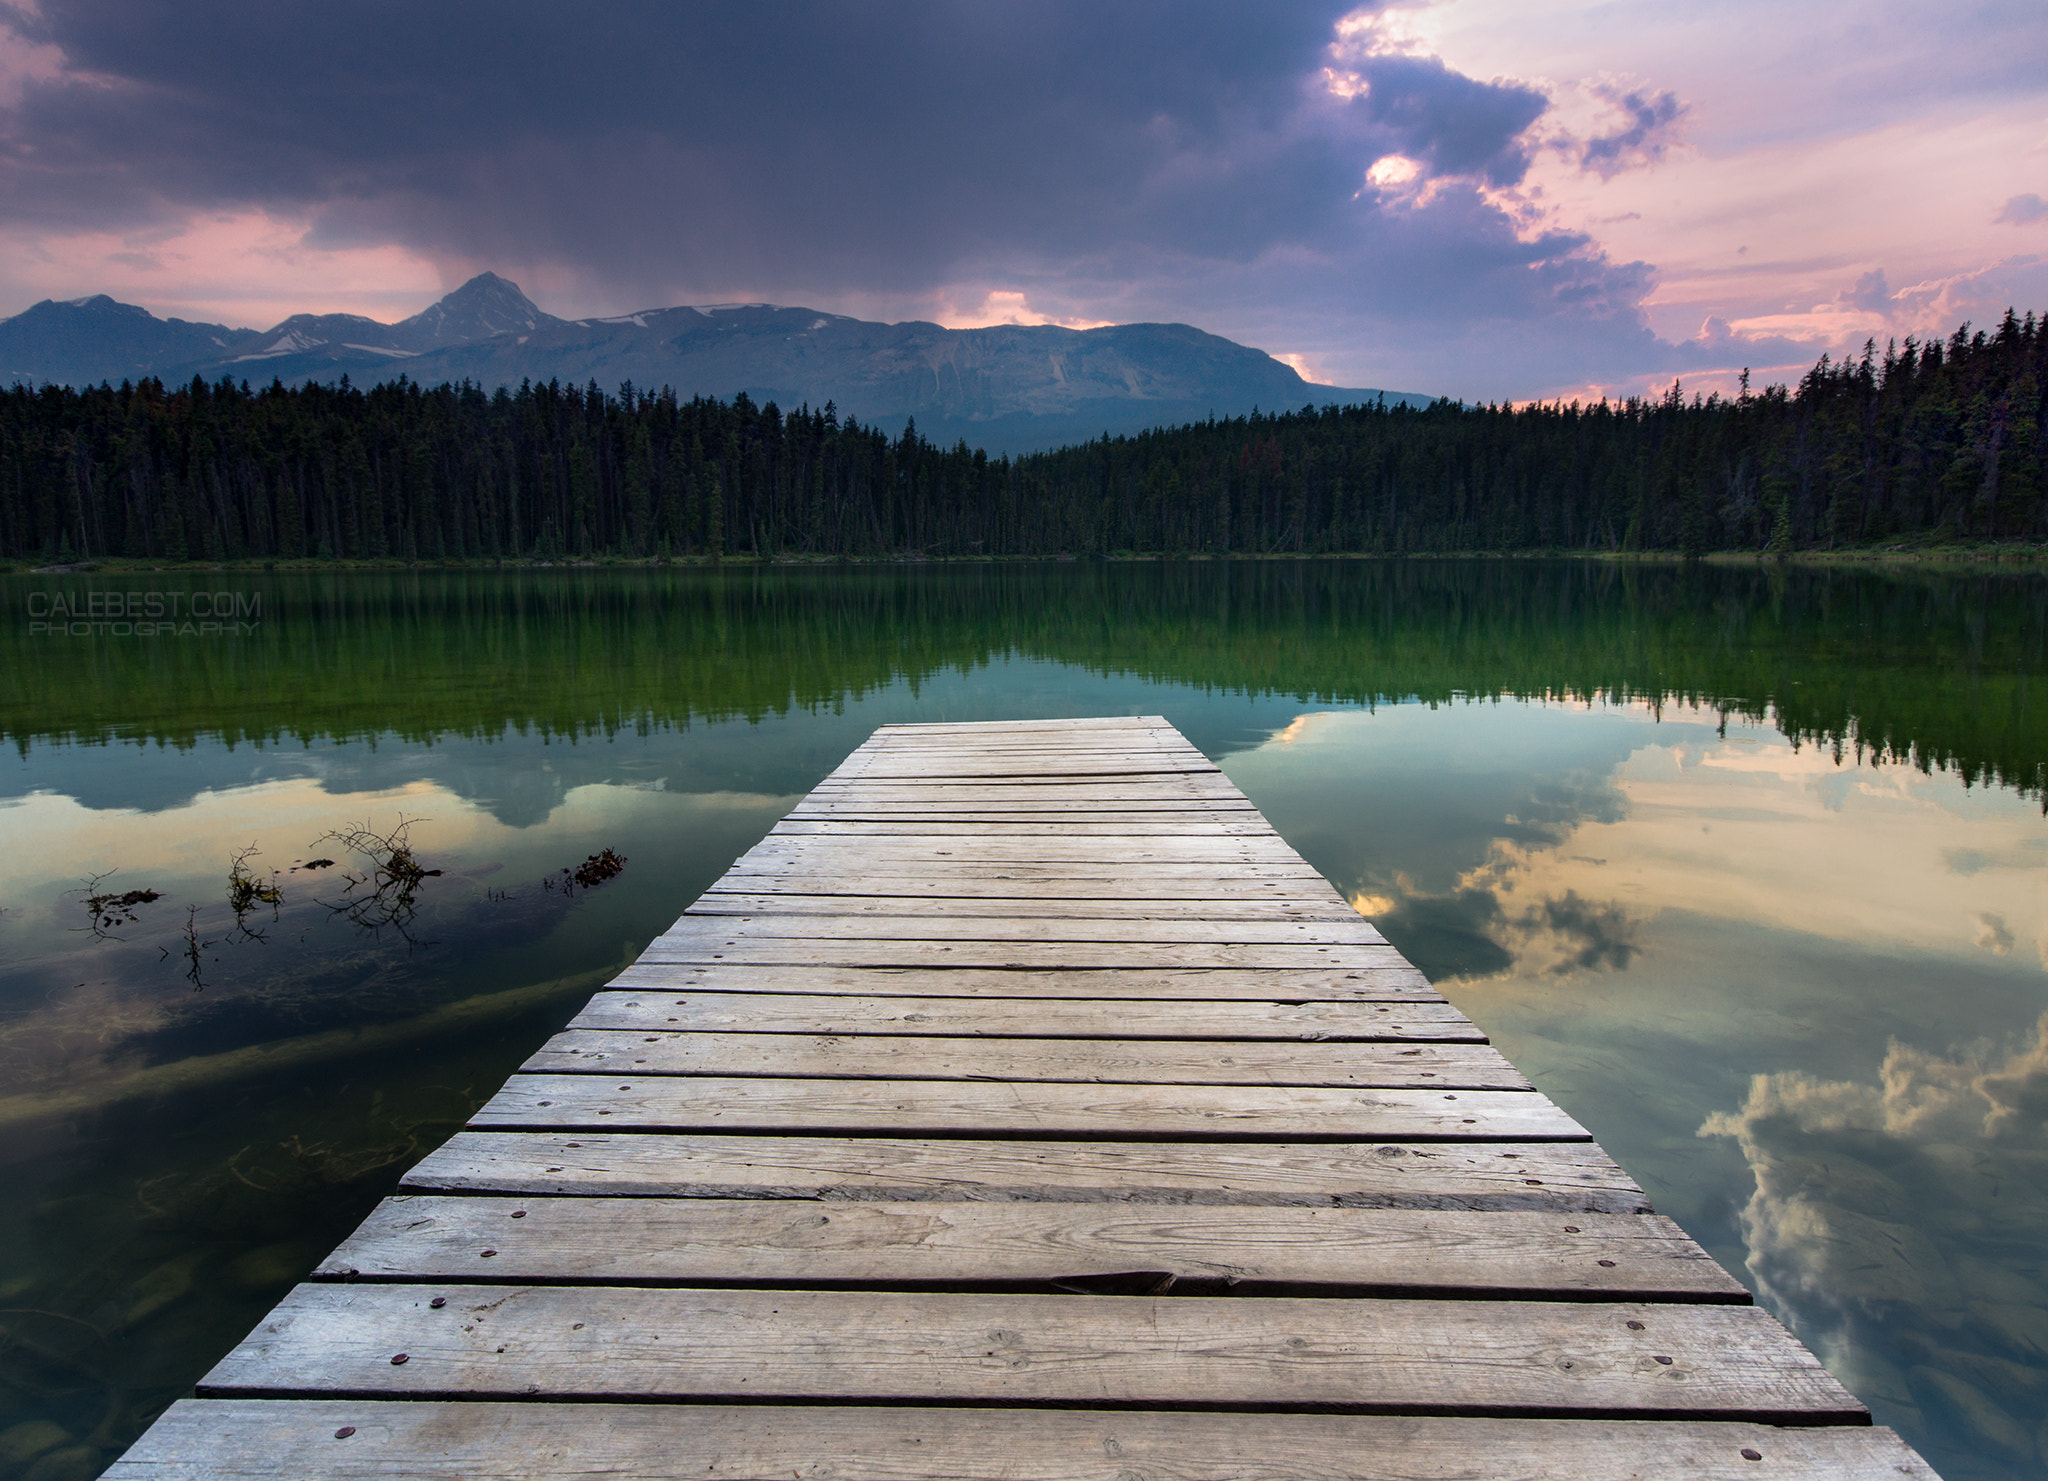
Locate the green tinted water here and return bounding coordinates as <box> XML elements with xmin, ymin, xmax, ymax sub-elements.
<box><xmin>1</xmin><ymin>561</ymin><xmax>2043</xmax><ymax>1480</ymax></box>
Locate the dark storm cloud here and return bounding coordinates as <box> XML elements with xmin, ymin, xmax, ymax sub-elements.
<box><xmin>0</xmin><ymin>0</ymin><xmax>1695</xmax><ymax>393</ymax></box>
<box><xmin>1341</xmin><ymin>52</ymin><xmax>1546</xmax><ymax>186</ymax></box>
<box><xmin>1</xmin><ymin>3</ymin><xmax>1424</xmax><ymax>276</ymax></box>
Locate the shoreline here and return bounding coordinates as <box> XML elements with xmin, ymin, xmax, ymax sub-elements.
<box><xmin>9</xmin><ymin>542</ymin><xmax>2048</xmax><ymax>576</ymax></box>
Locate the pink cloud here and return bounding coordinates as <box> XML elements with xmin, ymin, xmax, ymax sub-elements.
<box><xmin>0</xmin><ymin>209</ymin><xmax>450</xmax><ymax>327</ymax></box>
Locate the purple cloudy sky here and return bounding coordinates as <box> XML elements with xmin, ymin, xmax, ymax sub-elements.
<box><xmin>1</xmin><ymin>0</ymin><xmax>2043</xmax><ymax>400</ymax></box>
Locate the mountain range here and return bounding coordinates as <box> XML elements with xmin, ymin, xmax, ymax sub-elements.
<box><xmin>0</xmin><ymin>273</ymin><xmax>1430</xmax><ymax>453</ymax></box>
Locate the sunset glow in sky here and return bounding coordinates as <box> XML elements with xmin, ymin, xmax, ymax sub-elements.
<box><xmin>1</xmin><ymin>0</ymin><xmax>2042</xmax><ymax>401</ymax></box>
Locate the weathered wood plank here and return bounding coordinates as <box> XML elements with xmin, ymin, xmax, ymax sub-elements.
<box><xmin>861</xmin><ymin>737</ymin><xmax>1195</xmax><ymax>747</ymax></box>
<box><xmin>737</xmin><ymin>835</ymin><xmax>1286</xmax><ymax>856</ymax></box>
<box><xmin>573</xmin><ymin>991</ymin><xmax>1480</xmax><ymax>1040</ymax></box>
<box><xmin>872</xmin><ymin>716</ymin><xmax>1171</xmax><ymax>729</ymax></box>
<box><xmin>723</xmin><ymin>856</ymin><xmax>1328</xmax><ymax>875</ymax></box>
<box><xmin>847</xmin><ymin>755</ymin><xmax>1203</xmax><ymax>765</ymax></box>
<box><xmin>833</xmin><ymin>766</ymin><xmax>1220</xmax><ymax>776</ymax></box>
<box><xmin>860</xmin><ymin>741</ymin><xmax>1201</xmax><ymax>752</ymax></box>
<box><xmin>856</xmin><ymin>737</ymin><xmax>1197</xmax><ymax>746</ymax></box>
<box><xmin>605</xmin><ymin>963</ymin><xmax>1442</xmax><ymax>1001</ymax></box>
<box><xmin>807</xmin><ymin>768</ymin><xmax>1226</xmax><ymax>780</ymax></box>
<box><xmin>856</xmin><ymin>734</ymin><xmax>1198</xmax><ymax>741</ymax></box>
<box><xmin>108</xmin><ymin>1401</ymin><xmax>1935</xmax><ymax>1481</ymax></box>
<box><xmin>825</xmin><ymin>782</ymin><xmax>1238</xmax><ymax>790</ymax></box>
<box><xmin>772</xmin><ymin>820</ymin><xmax>1281</xmax><ymax>836</ymax></box>
<box><xmin>635</xmin><ymin>939</ymin><xmax>1410</xmax><ymax>970</ymax></box>
<box><xmin>826</xmin><ymin>759</ymin><xmax>1225</xmax><ymax>774</ymax></box>
<box><xmin>402</xmin><ymin>1132</ymin><xmax>1649</xmax><ymax>1211</ymax></box>
<box><xmin>197</xmin><ymin>1285</ymin><xmax>1862</xmax><ymax>1421</ymax></box>
<box><xmin>317</xmin><ymin>1198</ymin><xmax>1743</xmax><ymax>1300</ymax></box>
<box><xmin>873</xmin><ymin>733</ymin><xmax>1192</xmax><ymax>741</ymax></box>
<box><xmin>782</xmin><ymin>815</ymin><xmax>1261</xmax><ymax>827</ymax></box>
<box><xmin>740</xmin><ymin>834</ymin><xmax>1298</xmax><ymax>853</ymax></box>
<box><xmin>788</xmin><ymin>799</ymin><xmax>1244</xmax><ymax>815</ymax></box>
<box><xmin>710</xmin><ymin>866</ymin><xmax>1341</xmax><ymax>892</ymax></box>
<box><xmin>843</xmin><ymin>741</ymin><xmax>1196</xmax><ymax>753</ymax></box>
<box><xmin>786</xmin><ymin>816</ymin><xmax>1271</xmax><ymax>829</ymax></box>
<box><xmin>861</xmin><ymin>723</ymin><xmax>1184</xmax><ymax>737</ymax></box>
<box><xmin>823</xmin><ymin>759</ymin><xmax>1222</xmax><ymax>771</ymax></box>
<box><xmin>839</xmin><ymin>741</ymin><xmax>1209</xmax><ymax>752</ymax></box>
<box><xmin>734</xmin><ymin>860</ymin><xmax>1318</xmax><ymax>881</ymax></box>
<box><xmin>848</xmin><ymin>753</ymin><xmax>1211</xmax><ymax>763</ymax></box>
<box><xmin>872</xmin><ymin>716</ymin><xmax>1171</xmax><ymax>730</ymax></box>
<box><xmin>655</xmin><ymin>916</ymin><xmax>1391</xmax><ymax>946</ymax></box>
<box><xmin>828</xmin><ymin>773</ymin><xmax>1235</xmax><ymax>786</ymax></box>
<box><xmin>707</xmin><ymin>875</ymin><xmax>1350</xmax><ymax>902</ymax></box>
<box><xmin>471</xmin><ymin>1074</ymin><xmax>1585</xmax><ymax>1141</ymax></box>
<box><xmin>524</xmin><ymin>1031</ymin><xmax>1527</xmax><ymax>1088</ymax></box>
<box><xmin>822</xmin><ymin>773</ymin><xmax>1245</xmax><ymax>786</ymax></box>
<box><xmin>687</xmin><ymin>894</ymin><xmax>1367</xmax><ymax>921</ymax></box>
<box><xmin>730</xmin><ymin>852</ymin><xmax>1317</xmax><ymax>874</ymax></box>
<box><xmin>837</xmin><ymin>756</ymin><xmax>1222</xmax><ymax>771</ymax></box>
<box><xmin>798</xmin><ymin>791</ymin><xmax>1249</xmax><ymax>809</ymax></box>
<box><xmin>792</xmin><ymin>786</ymin><xmax>1240</xmax><ymax>796</ymax></box>
<box><xmin>774</xmin><ymin>798</ymin><xmax>1253</xmax><ymax>811</ymax></box>
<box><xmin>791</xmin><ymin>798</ymin><xmax>1259</xmax><ymax>812</ymax></box>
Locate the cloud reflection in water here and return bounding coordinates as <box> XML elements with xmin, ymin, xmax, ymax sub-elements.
<box><xmin>1225</xmin><ymin>698</ymin><xmax>2048</xmax><ymax>1481</ymax></box>
<box><xmin>1701</xmin><ymin>1021</ymin><xmax>2048</xmax><ymax>1470</ymax></box>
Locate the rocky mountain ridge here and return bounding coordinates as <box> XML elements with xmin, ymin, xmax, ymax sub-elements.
<box><xmin>0</xmin><ymin>273</ymin><xmax>1430</xmax><ymax>453</ymax></box>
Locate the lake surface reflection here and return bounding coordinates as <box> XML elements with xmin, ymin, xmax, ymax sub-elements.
<box><xmin>0</xmin><ymin>560</ymin><xmax>2043</xmax><ymax>1480</ymax></box>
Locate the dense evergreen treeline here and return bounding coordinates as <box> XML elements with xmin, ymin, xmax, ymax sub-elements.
<box><xmin>1</xmin><ymin>311</ymin><xmax>2042</xmax><ymax>560</ymax></box>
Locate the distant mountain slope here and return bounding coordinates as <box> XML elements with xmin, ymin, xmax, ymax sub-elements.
<box><xmin>0</xmin><ymin>295</ymin><xmax>261</xmax><ymax>387</ymax></box>
<box><xmin>394</xmin><ymin>271</ymin><xmax>562</xmax><ymax>346</ymax></box>
<box><xmin>160</xmin><ymin>272</ymin><xmax>566</xmax><ymax>379</ymax></box>
<box><xmin>0</xmin><ymin>274</ymin><xmax>1433</xmax><ymax>453</ymax></box>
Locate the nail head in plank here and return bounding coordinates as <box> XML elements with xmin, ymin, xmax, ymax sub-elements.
<box><xmin>687</xmin><ymin>894</ymin><xmax>1368</xmax><ymax>922</ymax></box>
<box><xmin>606</xmin><ymin>964</ymin><xmax>1443</xmax><ymax>1002</ymax></box>
<box><xmin>106</xmin><ymin>1401</ymin><xmax>1935</xmax><ymax>1481</ymax></box>
<box><xmin>524</xmin><ymin>1031</ymin><xmax>1529</xmax><ymax>1088</ymax></box>
<box><xmin>403</xmin><ymin>1132</ymin><xmax>1649</xmax><ymax>1210</ymax></box>
<box><xmin>635</xmin><ymin>941</ymin><xmax>1413</xmax><ymax>971</ymax></box>
<box><xmin>573</xmin><ymin>991</ymin><xmax>1481</xmax><ymax>1040</ymax></box>
<box><xmin>318</xmin><ymin>1198</ymin><xmax>1744</xmax><ymax>1300</ymax></box>
<box><xmin>197</xmin><ymin>1285</ymin><xmax>1862</xmax><ymax>1421</ymax></box>
<box><xmin>471</xmin><ymin>1075</ymin><xmax>1587</xmax><ymax>1141</ymax></box>
<box><xmin>652</xmin><ymin>916</ymin><xmax>1391</xmax><ymax>946</ymax></box>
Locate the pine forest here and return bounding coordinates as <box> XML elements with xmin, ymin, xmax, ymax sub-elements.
<box><xmin>3</xmin><ymin>311</ymin><xmax>2043</xmax><ymax>564</ymax></box>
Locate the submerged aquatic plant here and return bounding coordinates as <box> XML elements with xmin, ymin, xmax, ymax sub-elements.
<box><xmin>71</xmin><ymin>872</ymin><xmax>163</xmax><ymax>940</ymax></box>
<box><xmin>571</xmin><ymin>848</ymin><xmax>627</xmax><ymax>889</ymax></box>
<box><xmin>225</xmin><ymin>845</ymin><xmax>284</xmax><ymax>939</ymax></box>
<box><xmin>540</xmin><ymin>847</ymin><xmax>628</xmax><ymax>894</ymax></box>
<box><xmin>569</xmin><ymin>852</ymin><xmax>622</xmax><ymax>884</ymax></box>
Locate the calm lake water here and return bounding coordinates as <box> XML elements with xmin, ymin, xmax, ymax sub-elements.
<box><xmin>1</xmin><ymin>560</ymin><xmax>2045</xmax><ymax>1481</ymax></box>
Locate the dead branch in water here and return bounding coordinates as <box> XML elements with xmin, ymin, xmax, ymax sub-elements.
<box><xmin>160</xmin><ymin>904</ymin><xmax>213</xmax><ymax>990</ymax></box>
<box><xmin>312</xmin><ymin>816</ymin><xmax>443</xmax><ymax>944</ymax></box>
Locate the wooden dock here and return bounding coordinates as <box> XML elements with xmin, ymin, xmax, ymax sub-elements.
<box><xmin>111</xmin><ymin>717</ymin><xmax>1934</xmax><ymax>1478</ymax></box>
